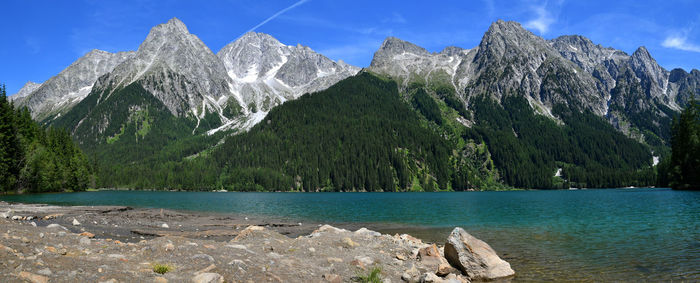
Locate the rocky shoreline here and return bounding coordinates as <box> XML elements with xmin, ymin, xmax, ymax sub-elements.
<box><xmin>0</xmin><ymin>202</ymin><xmax>514</xmax><ymax>282</ymax></box>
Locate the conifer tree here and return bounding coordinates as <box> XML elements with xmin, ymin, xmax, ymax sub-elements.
<box><xmin>669</xmin><ymin>96</ymin><xmax>700</xmax><ymax>190</ymax></box>
<box><xmin>0</xmin><ymin>85</ymin><xmax>23</xmax><ymax>191</ymax></box>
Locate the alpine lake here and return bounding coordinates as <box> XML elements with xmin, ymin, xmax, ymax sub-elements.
<box><xmin>2</xmin><ymin>188</ymin><xmax>698</xmax><ymax>281</ymax></box>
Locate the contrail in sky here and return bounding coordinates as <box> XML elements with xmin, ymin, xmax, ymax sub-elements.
<box><xmin>243</xmin><ymin>0</ymin><xmax>310</xmax><ymax>36</ymax></box>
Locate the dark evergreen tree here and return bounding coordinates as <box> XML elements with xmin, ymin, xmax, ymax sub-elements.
<box><xmin>0</xmin><ymin>83</ymin><xmax>94</xmax><ymax>193</ymax></box>
<box><xmin>668</xmin><ymin>96</ymin><xmax>700</xmax><ymax>190</ymax></box>
<box><xmin>0</xmin><ymin>85</ymin><xmax>23</xmax><ymax>191</ymax></box>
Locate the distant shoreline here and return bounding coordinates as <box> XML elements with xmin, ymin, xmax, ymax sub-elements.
<box><xmin>2</xmin><ymin>186</ymin><xmax>667</xmax><ymax>196</ymax></box>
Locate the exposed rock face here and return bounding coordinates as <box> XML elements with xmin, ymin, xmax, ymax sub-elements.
<box><xmin>629</xmin><ymin>47</ymin><xmax>669</xmax><ymax>101</ymax></box>
<box><xmin>217</xmin><ymin>32</ymin><xmax>360</xmax><ymax>114</ymax></box>
<box><xmin>10</xmin><ymin>81</ymin><xmax>42</xmax><ymax>101</ymax></box>
<box><xmin>369</xmin><ymin>36</ymin><xmax>472</xmax><ymax>93</ymax></box>
<box><xmin>91</xmin><ymin>18</ymin><xmax>237</xmax><ymax>119</ymax></box>
<box><xmin>472</xmin><ymin>20</ymin><xmax>605</xmax><ymax>116</ymax></box>
<box><xmin>17</xmin><ymin>17</ymin><xmax>698</xmax><ymax>144</ymax></box>
<box><xmin>550</xmin><ymin>35</ymin><xmax>628</xmax><ymax>74</ymax></box>
<box><xmin>192</xmin><ymin>272</ymin><xmax>224</xmax><ymax>283</ymax></box>
<box><xmin>35</xmin><ymin>18</ymin><xmax>359</xmax><ymax>137</ymax></box>
<box><xmin>444</xmin><ymin>227</ymin><xmax>514</xmax><ymax>280</ymax></box>
<box><xmin>13</xmin><ymin>50</ymin><xmax>134</xmax><ymax>120</ymax></box>
<box><xmin>369</xmin><ymin>19</ymin><xmax>700</xmax><ymax>142</ymax></box>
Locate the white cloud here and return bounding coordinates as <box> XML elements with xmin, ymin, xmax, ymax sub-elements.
<box><xmin>244</xmin><ymin>0</ymin><xmax>310</xmax><ymax>35</ymax></box>
<box><xmin>524</xmin><ymin>5</ymin><xmax>555</xmax><ymax>35</ymax></box>
<box><xmin>662</xmin><ymin>35</ymin><xmax>700</xmax><ymax>52</ymax></box>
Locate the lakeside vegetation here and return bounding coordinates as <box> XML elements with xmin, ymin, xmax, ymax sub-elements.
<box><xmin>4</xmin><ymin>73</ymin><xmax>689</xmax><ymax>192</ymax></box>
<box><xmin>657</xmin><ymin>96</ymin><xmax>700</xmax><ymax>190</ymax></box>
<box><xmin>87</xmin><ymin>73</ymin><xmax>502</xmax><ymax>191</ymax></box>
<box><xmin>50</xmin><ymin>73</ymin><xmax>659</xmax><ymax>191</ymax></box>
<box><xmin>465</xmin><ymin>94</ymin><xmax>655</xmax><ymax>189</ymax></box>
<box><xmin>0</xmin><ymin>84</ymin><xmax>93</xmax><ymax>193</ymax></box>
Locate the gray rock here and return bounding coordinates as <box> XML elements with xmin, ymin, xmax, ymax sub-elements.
<box><xmin>74</xmin><ymin>17</ymin><xmax>242</xmax><ymax>138</ymax></box>
<box><xmin>192</xmin><ymin>272</ymin><xmax>224</xmax><ymax>283</ymax></box>
<box><xmin>355</xmin><ymin>227</ymin><xmax>382</xmax><ymax>237</ymax></box>
<box><xmin>72</xmin><ymin>218</ymin><xmax>81</xmax><ymax>226</ymax></box>
<box><xmin>37</xmin><ymin>268</ymin><xmax>53</xmax><ymax>276</ymax></box>
<box><xmin>217</xmin><ymin>31</ymin><xmax>360</xmax><ymax>116</ymax></box>
<box><xmin>9</xmin><ymin>81</ymin><xmax>41</xmax><ymax>102</ymax></box>
<box><xmin>228</xmin><ymin>259</ymin><xmax>246</xmax><ymax>268</ymax></box>
<box><xmin>443</xmin><ymin>274</ymin><xmax>469</xmax><ymax>283</ymax></box>
<box><xmin>46</xmin><ymin>224</ymin><xmax>67</xmax><ymax>230</ymax></box>
<box><xmin>79</xmin><ymin>237</ymin><xmax>91</xmax><ymax>246</ymax></box>
<box><xmin>444</xmin><ymin>227</ymin><xmax>514</xmax><ymax>280</ymax></box>
<box><xmin>13</xmin><ymin>50</ymin><xmax>134</xmax><ymax>120</ymax></box>
<box><xmin>323</xmin><ymin>273</ymin><xmax>342</xmax><ymax>283</ymax></box>
<box><xmin>369</xmin><ymin>19</ymin><xmax>696</xmax><ymax>141</ymax></box>
<box><xmin>419</xmin><ymin>272</ymin><xmax>442</xmax><ymax>283</ymax></box>
<box><xmin>353</xmin><ymin>256</ymin><xmax>373</xmax><ymax>266</ymax></box>
<box><xmin>192</xmin><ymin>253</ymin><xmax>214</xmax><ymax>262</ymax></box>
<box><xmin>107</xmin><ymin>254</ymin><xmax>126</xmax><ymax>260</ymax></box>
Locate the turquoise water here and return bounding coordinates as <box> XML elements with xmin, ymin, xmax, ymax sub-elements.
<box><xmin>2</xmin><ymin>188</ymin><xmax>698</xmax><ymax>281</ymax></box>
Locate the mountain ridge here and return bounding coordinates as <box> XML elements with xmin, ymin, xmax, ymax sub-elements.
<box><xmin>9</xmin><ymin>18</ymin><xmax>699</xmax><ymax>190</ymax></box>
<box><xmin>369</xmin><ymin>20</ymin><xmax>699</xmax><ymax>148</ymax></box>
<box><xmin>14</xmin><ymin>17</ymin><xmax>359</xmax><ymax>135</ymax></box>
<box><xmin>13</xmin><ymin>49</ymin><xmax>135</xmax><ymax>121</ymax></box>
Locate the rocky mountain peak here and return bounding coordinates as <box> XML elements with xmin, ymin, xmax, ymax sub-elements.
<box><xmin>10</xmin><ymin>81</ymin><xmax>42</xmax><ymax>101</ymax></box>
<box><xmin>631</xmin><ymin>46</ymin><xmax>652</xmax><ymax>61</ymax></box>
<box><xmin>629</xmin><ymin>46</ymin><xmax>668</xmax><ymax>95</ymax></box>
<box><xmin>85</xmin><ymin>49</ymin><xmax>112</xmax><ymax>56</ymax></box>
<box><xmin>369</xmin><ymin>36</ymin><xmax>431</xmax><ymax>72</ymax></box>
<box><xmin>237</xmin><ymin>31</ymin><xmax>285</xmax><ymax>48</ymax></box>
<box><xmin>487</xmin><ymin>19</ymin><xmax>525</xmax><ymax>33</ymax></box>
<box><xmin>154</xmin><ymin>17</ymin><xmax>189</xmax><ymax>34</ymax></box>
<box><xmin>476</xmin><ymin>19</ymin><xmax>549</xmax><ymax>63</ymax></box>
<box><xmin>13</xmin><ymin>49</ymin><xmax>135</xmax><ymax>120</ymax></box>
<box><xmin>377</xmin><ymin>36</ymin><xmax>429</xmax><ymax>57</ymax></box>
<box><xmin>217</xmin><ymin>32</ymin><xmax>288</xmax><ymax>83</ymax></box>
<box><xmin>138</xmin><ymin>17</ymin><xmax>198</xmax><ymax>53</ymax></box>
<box><xmin>549</xmin><ymin>34</ymin><xmax>627</xmax><ymax>73</ymax></box>
<box><xmin>439</xmin><ymin>46</ymin><xmax>466</xmax><ymax>56</ymax></box>
<box><xmin>481</xmin><ymin>20</ymin><xmax>535</xmax><ymax>43</ymax></box>
<box><xmin>216</xmin><ymin>31</ymin><xmax>359</xmax><ymax>120</ymax></box>
<box><xmin>552</xmin><ymin>35</ymin><xmax>595</xmax><ymax>50</ymax></box>
<box><xmin>89</xmin><ymin>18</ymin><xmax>235</xmax><ymax>119</ymax></box>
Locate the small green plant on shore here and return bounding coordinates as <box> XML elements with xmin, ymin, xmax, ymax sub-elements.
<box><xmin>356</xmin><ymin>266</ymin><xmax>382</xmax><ymax>283</ymax></box>
<box><xmin>152</xmin><ymin>263</ymin><xmax>173</xmax><ymax>274</ymax></box>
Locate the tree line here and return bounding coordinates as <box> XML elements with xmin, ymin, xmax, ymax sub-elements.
<box><xmin>0</xmin><ymin>84</ymin><xmax>93</xmax><ymax>193</ymax></box>
<box><xmin>657</xmin><ymin>96</ymin><xmax>700</xmax><ymax>190</ymax></box>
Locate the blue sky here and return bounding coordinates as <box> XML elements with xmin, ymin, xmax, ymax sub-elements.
<box><xmin>2</xmin><ymin>0</ymin><xmax>699</xmax><ymax>94</ymax></box>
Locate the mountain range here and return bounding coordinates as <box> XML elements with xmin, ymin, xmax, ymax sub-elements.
<box><xmin>10</xmin><ymin>18</ymin><xmax>699</xmax><ymax>190</ymax></box>
<box><xmin>13</xmin><ymin>18</ymin><xmax>359</xmax><ymax>134</ymax></box>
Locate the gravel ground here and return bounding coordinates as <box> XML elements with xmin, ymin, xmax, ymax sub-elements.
<box><xmin>0</xmin><ymin>202</ymin><xmax>511</xmax><ymax>283</ymax></box>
